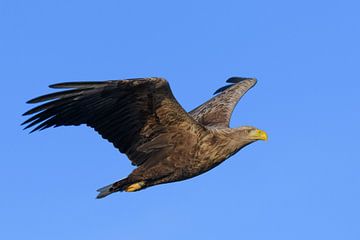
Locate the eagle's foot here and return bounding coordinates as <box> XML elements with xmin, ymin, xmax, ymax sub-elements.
<box><xmin>125</xmin><ymin>181</ymin><xmax>146</xmax><ymax>192</ymax></box>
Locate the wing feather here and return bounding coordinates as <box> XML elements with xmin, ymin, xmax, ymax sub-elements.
<box><xmin>23</xmin><ymin>77</ymin><xmax>204</xmax><ymax>166</ymax></box>
<box><xmin>189</xmin><ymin>77</ymin><xmax>257</xmax><ymax>127</ymax></box>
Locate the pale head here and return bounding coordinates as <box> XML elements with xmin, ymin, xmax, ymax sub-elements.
<box><xmin>237</xmin><ymin>126</ymin><xmax>268</xmax><ymax>141</ymax></box>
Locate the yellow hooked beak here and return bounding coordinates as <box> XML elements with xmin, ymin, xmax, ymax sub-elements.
<box><xmin>249</xmin><ymin>129</ymin><xmax>268</xmax><ymax>141</ymax></box>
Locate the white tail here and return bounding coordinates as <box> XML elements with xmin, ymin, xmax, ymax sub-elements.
<box><xmin>96</xmin><ymin>178</ymin><xmax>130</xmax><ymax>199</ymax></box>
<box><xmin>96</xmin><ymin>183</ymin><xmax>114</xmax><ymax>199</ymax></box>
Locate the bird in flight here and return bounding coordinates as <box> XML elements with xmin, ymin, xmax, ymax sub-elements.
<box><xmin>22</xmin><ymin>77</ymin><xmax>267</xmax><ymax>198</ymax></box>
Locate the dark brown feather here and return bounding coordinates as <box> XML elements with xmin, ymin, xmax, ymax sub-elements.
<box><xmin>23</xmin><ymin>77</ymin><xmax>204</xmax><ymax>167</ymax></box>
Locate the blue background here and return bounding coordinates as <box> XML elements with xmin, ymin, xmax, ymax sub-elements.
<box><xmin>1</xmin><ymin>1</ymin><xmax>359</xmax><ymax>239</ymax></box>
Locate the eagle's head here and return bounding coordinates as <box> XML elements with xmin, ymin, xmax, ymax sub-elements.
<box><xmin>238</xmin><ymin>126</ymin><xmax>268</xmax><ymax>141</ymax></box>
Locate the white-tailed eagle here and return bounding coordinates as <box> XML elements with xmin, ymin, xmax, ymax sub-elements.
<box><xmin>23</xmin><ymin>77</ymin><xmax>267</xmax><ymax>198</ymax></box>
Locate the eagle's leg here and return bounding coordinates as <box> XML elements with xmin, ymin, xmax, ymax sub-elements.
<box><xmin>125</xmin><ymin>181</ymin><xmax>146</xmax><ymax>192</ymax></box>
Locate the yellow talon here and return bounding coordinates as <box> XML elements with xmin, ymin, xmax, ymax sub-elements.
<box><xmin>125</xmin><ymin>181</ymin><xmax>145</xmax><ymax>192</ymax></box>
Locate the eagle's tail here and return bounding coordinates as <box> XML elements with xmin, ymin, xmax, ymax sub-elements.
<box><xmin>96</xmin><ymin>178</ymin><xmax>130</xmax><ymax>199</ymax></box>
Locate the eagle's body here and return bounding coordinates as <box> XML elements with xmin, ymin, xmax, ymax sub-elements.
<box><xmin>23</xmin><ymin>77</ymin><xmax>267</xmax><ymax>198</ymax></box>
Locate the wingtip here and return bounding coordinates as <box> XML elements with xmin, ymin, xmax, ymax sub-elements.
<box><xmin>48</xmin><ymin>82</ymin><xmax>79</xmax><ymax>89</ymax></box>
<box><xmin>22</xmin><ymin>109</ymin><xmax>35</xmax><ymax>116</ymax></box>
<box><xmin>49</xmin><ymin>81</ymin><xmax>108</xmax><ymax>89</ymax></box>
<box><xmin>213</xmin><ymin>77</ymin><xmax>258</xmax><ymax>95</ymax></box>
<box><xmin>226</xmin><ymin>77</ymin><xmax>257</xmax><ymax>83</ymax></box>
<box><xmin>48</xmin><ymin>82</ymin><xmax>75</xmax><ymax>89</ymax></box>
<box><xmin>95</xmin><ymin>183</ymin><xmax>114</xmax><ymax>199</ymax></box>
<box><xmin>48</xmin><ymin>83</ymin><xmax>61</xmax><ymax>89</ymax></box>
<box><xmin>226</xmin><ymin>77</ymin><xmax>246</xmax><ymax>83</ymax></box>
<box><xmin>22</xmin><ymin>126</ymin><xmax>33</xmax><ymax>134</ymax></box>
<box><xmin>213</xmin><ymin>84</ymin><xmax>232</xmax><ymax>95</ymax></box>
<box><xmin>26</xmin><ymin>98</ymin><xmax>38</xmax><ymax>104</ymax></box>
<box><xmin>21</xmin><ymin>125</ymin><xmax>29</xmax><ymax>131</ymax></box>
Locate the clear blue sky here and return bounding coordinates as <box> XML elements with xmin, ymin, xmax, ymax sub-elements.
<box><xmin>1</xmin><ymin>0</ymin><xmax>359</xmax><ymax>239</ymax></box>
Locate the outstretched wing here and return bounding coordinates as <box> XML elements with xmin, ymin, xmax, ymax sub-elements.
<box><xmin>23</xmin><ymin>77</ymin><xmax>203</xmax><ymax>166</ymax></box>
<box><xmin>189</xmin><ymin>77</ymin><xmax>257</xmax><ymax>128</ymax></box>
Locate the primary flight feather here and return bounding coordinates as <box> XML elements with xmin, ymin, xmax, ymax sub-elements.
<box><xmin>22</xmin><ymin>77</ymin><xmax>267</xmax><ymax>198</ymax></box>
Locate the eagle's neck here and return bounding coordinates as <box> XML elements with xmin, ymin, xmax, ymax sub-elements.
<box><xmin>208</xmin><ymin>128</ymin><xmax>254</xmax><ymax>162</ymax></box>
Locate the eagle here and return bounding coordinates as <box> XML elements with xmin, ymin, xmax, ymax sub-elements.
<box><xmin>22</xmin><ymin>77</ymin><xmax>267</xmax><ymax>198</ymax></box>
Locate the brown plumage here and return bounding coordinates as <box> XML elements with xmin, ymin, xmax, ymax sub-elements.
<box><xmin>22</xmin><ymin>77</ymin><xmax>267</xmax><ymax>198</ymax></box>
